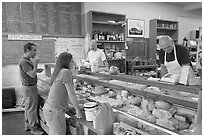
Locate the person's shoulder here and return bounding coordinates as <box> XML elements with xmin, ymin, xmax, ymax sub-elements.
<box><xmin>88</xmin><ymin>50</ymin><xmax>93</xmax><ymax>54</ymax></box>
<box><xmin>19</xmin><ymin>57</ymin><xmax>28</xmax><ymax>64</ymax></box>
<box><xmin>175</xmin><ymin>44</ymin><xmax>188</xmax><ymax>51</ymax></box>
<box><xmin>159</xmin><ymin>49</ymin><xmax>165</xmax><ymax>54</ymax></box>
<box><xmin>175</xmin><ymin>44</ymin><xmax>187</xmax><ymax>49</ymax></box>
<box><xmin>97</xmin><ymin>48</ymin><xmax>104</xmax><ymax>53</ymax></box>
<box><xmin>62</xmin><ymin>68</ymin><xmax>72</xmax><ymax>75</ymax></box>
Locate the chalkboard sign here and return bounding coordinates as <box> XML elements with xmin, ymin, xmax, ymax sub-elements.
<box><xmin>2</xmin><ymin>2</ymin><xmax>83</xmax><ymax>36</ymax></box>
<box><xmin>2</xmin><ymin>37</ymin><xmax>55</xmax><ymax>65</ymax></box>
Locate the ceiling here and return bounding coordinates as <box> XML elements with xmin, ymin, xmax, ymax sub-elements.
<box><xmin>166</xmin><ymin>2</ymin><xmax>202</xmax><ymax>11</ymax></box>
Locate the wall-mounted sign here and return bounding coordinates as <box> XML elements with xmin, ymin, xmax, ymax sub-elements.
<box><xmin>127</xmin><ymin>18</ymin><xmax>145</xmax><ymax>38</ymax></box>
<box><xmin>8</xmin><ymin>34</ymin><xmax>42</xmax><ymax>40</ymax></box>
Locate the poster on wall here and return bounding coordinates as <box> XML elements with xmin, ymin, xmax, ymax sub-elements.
<box><xmin>55</xmin><ymin>38</ymin><xmax>85</xmax><ymax>66</ymax></box>
<box><xmin>127</xmin><ymin>18</ymin><xmax>145</xmax><ymax>37</ymax></box>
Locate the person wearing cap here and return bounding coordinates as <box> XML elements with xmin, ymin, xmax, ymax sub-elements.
<box><xmin>158</xmin><ymin>35</ymin><xmax>191</xmax><ymax>82</ymax></box>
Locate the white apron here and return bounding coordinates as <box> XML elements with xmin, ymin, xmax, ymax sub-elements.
<box><xmin>164</xmin><ymin>45</ymin><xmax>182</xmax><ymax>82</ymax></box>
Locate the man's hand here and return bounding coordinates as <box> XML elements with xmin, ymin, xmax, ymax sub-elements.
<box><xmin>33</xmin><ymin>56</ymin><xmax>40</xmax><ymax>65</ymax></box>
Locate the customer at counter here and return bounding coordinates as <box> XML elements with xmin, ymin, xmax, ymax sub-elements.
<box><xmin>43</xmin><ymin>52</ymin><xmax>82</xmax><ymax>135</ymax></box>
<box><xmin>19</xmin><ymin>43</ymin><xmax>44</xmax><ymax>135</ymax></box>
<box><xmin>87</xmin><ymin>39</ymin><xmax>109</xmax><ymax>70</ymax></box>
<box><xmin>158</xmin><ymin>35</ymin><xmax>191</xmax><ymax>82</ymax></box>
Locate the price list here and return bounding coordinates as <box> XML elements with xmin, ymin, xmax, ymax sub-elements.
<box><xmin>2</xmin><ymin>2</ymin><xmax>8</xmax><ymax>32</ymax></box>
<box><xmin>7</xmin><ymin>2</ymin><xmax>21</xmax><ymax>21</ymax></box>
<box><xmin>35</xmin><ymin>2</ymin><xmax>48</xmax><ymax>34</ymax></box>
<box><xmin>21</xmin><ymin>2</ymin><xmax>35</xmax><ymax>22</ymax></box>
<box><xmin>3</xmin><ymin>2</ymin><xmax>82</xmax><ymax>36</ymax></box>
<box><xmin>47</xmin><ymin>3</ymin><xmax>60</xmax><ymax>34</ymax></box>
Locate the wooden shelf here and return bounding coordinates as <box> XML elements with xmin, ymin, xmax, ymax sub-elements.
<box><xmin>107</xmin><ymin>58</ymin><xmax>126</xmax><ymax>61</ymax></box>
<box><xmin>156</xmin><ymin>27</ymin><xmax>178</xmax><ymax>31</ymax></box>
<box><xmin>149</xmin><ymin>19</ymin><xmax>178</xmax><ymax>65</ymax></box>
<box><xmin>92</xmin><ymin>21</ymin><xmax>123</xmax><ymax>26</ymax></box>
<box><xmin>87</xmin><ymin>10</ymin><xmax>126</xmax><ymax>73</ymax></box>
<box><xmin>97</xmin><ymin>40</ymin><xmax>126</xmax><ymax>43</ymax></box>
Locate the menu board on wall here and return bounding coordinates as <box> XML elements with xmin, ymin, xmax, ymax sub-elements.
<box><xmin>47</xmin><ymin>3</ymin><xmax>60</xmax><ymax>34</ymax></box>
<box><xmin>2</xmin><ymin>37</ymin><xmax>55</xmax><ymax>65</ymax></box>
<box><xmin>2</xmin><ymin>2</ymin><xmax>83</xmax><ymax>36</ymax></box>
<box><xmin>2</xmin><ymin>2</ymin><xmax>8</xmax><ymax>32</ymax></box>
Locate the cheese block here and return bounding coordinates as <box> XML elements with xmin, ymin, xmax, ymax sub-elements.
<box><xmin>155</xmin><ymin>100</ymin><xmax>171</xmax><ymax>110</ymax></box>
<box><xmin>152</xmin><ymin>108</ymin><xmax>172</xmax><ymax>119</ymax></box>
<box><xmin>129</xmin><ymin>96</ymin><xmax>142</xmax><ymax>105</ymax></box>
<box><xmin>156</xmin><ymin>119</ymin><xmax>176</xmax><ymax>130</ymax></box>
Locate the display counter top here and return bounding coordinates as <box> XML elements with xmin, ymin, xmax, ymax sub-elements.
<box><xmin>83</xmin><ymin>71</ymin><xmax>201</xmax><ymax>94</ymax></box>
<box><xmin>37</xmin><ymin>68</ymin><xmax>200</xmax><ymax>135</ymax></box>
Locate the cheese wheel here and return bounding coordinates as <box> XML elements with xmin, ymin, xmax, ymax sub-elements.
<box><xmin>130</xmin><ymin>96</ymin><xmax>142</xmax><ymax>105</ymax></box>
<box><xmin>155</xmin><ymin>100</ymin><xmax>171</xmax><ymax>110</ymax></box>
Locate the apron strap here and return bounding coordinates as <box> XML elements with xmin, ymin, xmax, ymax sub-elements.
<box><xmin>164</xmin><ymin>45</ymin><xmax>178</xmax><ymax>63</ymax></box>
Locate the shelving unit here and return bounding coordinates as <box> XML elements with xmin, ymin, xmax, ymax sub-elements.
<box><xmin>149</xmin><ymin>19</ymin><xmax>179</xmax><ymax>66</ymax></box>
<box><xmin>86</xmin><ymin>10</ymin><xmax>126</xmax><ymax>73</ymax></box>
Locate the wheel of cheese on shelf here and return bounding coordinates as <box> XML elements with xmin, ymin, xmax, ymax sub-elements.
<box><xmin>129</xmin><ymin>96</ymin><xmax>142</xmax><ymax>105</ymax></box>
<box><xmin>152</xmin><ymin>108</ymin><xmax>172</xmax><ymax>119</ymax></box>
<box><xmin>155</xmin><ymin>100</ymin><xmax>171</xmax><ymax>110</ymax></box>
<box><xmin>146</xmin><ymin>114</ymin><xmax>156</xmax><ymax>123</ymax></box>
<box><xmin>109</xmin><ymin>66</ymin><xmax>119</xmax><ymax>75</ymax></box>
<box><xmin>94</xmin><ymin>85</ymin><xmax>104</xmax><ymax>93</ymax></box>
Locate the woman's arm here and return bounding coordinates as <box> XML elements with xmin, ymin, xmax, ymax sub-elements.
<box><xmin>62</xmin><ymin>69</ymin><xmax>82</xmax><ymax>118</ymax></box>
<box><xmin>65</xmin><ymin>83</ymin><xmax>82</xmax><ymax>118</ymax></box>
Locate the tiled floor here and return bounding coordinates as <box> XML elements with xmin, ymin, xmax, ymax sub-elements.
<box><xmin>2</xmin><ymin>111</ymin><xmax>32</xmax><ymax>135</ymax></box>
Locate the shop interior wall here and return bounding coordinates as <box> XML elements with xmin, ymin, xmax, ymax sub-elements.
<box><xmin>84</xmin><ymin>2</ymin><xmax>202</xmax><ymax>41</ymax></box>
<box><xmin>2</xmin><ymin>2</ymin><xmax>202</xmax><ymax>106</ymax></box>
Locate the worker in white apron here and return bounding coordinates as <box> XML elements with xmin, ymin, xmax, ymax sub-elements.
<box><xmin>158</xmin><ymin>35</ymin><xmax>200</xmax><ymax>85</ymax></box>
<box><xmin>158</xmin><ymin>35</ymin><xmax>187</xmax><ymax>83</ymax></box>
<box><xmin>163</xmin><ymin>44</ymin><xmax>182</xmax><ymax>82</ymax></box>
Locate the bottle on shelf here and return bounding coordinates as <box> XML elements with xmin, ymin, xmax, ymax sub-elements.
<box><xmin>107</xmin><ymin>32</ymin><xmax>110</xmax><ymax>41</ymax></box>
<box><xmin>112</xmin><ymin>32</ymin><xmax>116</xmax><ymax>41</ymax></box>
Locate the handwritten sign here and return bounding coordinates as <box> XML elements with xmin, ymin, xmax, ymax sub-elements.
<box><xmin>55</xmin><ymin>38</ymin><xmax>85</xmax><ymax>65</ymax></box>
<box><xmin>55</xmin><ymin>38</ymin><xmax>69</xmax><ymax>58</ymax></box>
<box><xmin>68</xmin><ymin>38</ymin><xmax>85</xmax><ymax>59</ymax></box>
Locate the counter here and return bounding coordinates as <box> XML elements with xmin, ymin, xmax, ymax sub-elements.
<box><xmin>37</xmin><ymin>66</ymin><xmax>201</xmax><ymax>135</ymax></box>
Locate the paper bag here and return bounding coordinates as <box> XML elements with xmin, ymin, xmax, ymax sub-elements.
<box><xmin>179</xmin><ymin>66</ymin><xmax>201</xmax><ymax>85</ymax></box>
<box><xmin>94</xmin><ymin>103</ymin><xmax>114</xmax><ymax>135</ymax></box>
<box><xmin>179</xmin><ymin>66</ymin><xmax>190</xmax><ymax>85</ymax></box>
<box><xmin>160</xmin><ymin>74</ymin><xmax>180</xmax><ymax>84</ymax></box>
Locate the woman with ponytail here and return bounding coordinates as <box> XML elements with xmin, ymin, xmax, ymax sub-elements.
<box><xmin>43</xmin><ymin>52</ymin><xmax>82</xmax><ymax>135</ymax></box>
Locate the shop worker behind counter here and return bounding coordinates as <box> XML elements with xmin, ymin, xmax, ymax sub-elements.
<box><xmin>43</xmin><ymin>52</ymin><xmax>82</xmax><ymax>135</ymax></box>
<box><xmin>19</xmin><ymin>43</ymin><xmax>44</xmax><ymax>135</ymax></box>
<box><xmin>158</xmin><ymin>35</ymin><xmax>191</xmax><ymax>81</ymax></box>
<box><xmin>87</xmin><ymin>39</ymin><xmax>109</xmax><ymax>69</ymax></box>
